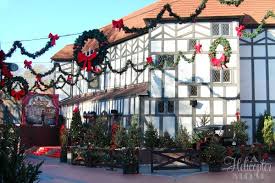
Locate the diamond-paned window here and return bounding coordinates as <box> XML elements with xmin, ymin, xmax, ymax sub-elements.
<box><xmin>212</xmin><ymin>23</ymin><xmax>220</xmax><ymax>36</ymax></box>
<box><xmin>167</xmin><ymin>101</ymin><xmax>174</xmax><ymax>113</ymax></box>
<box><xmin>188</xmin><ymin>39</ymin><xmax>197</xmax><ymax>51</ymax></box>
<box><xmin>157</xmin><ymin>54</ymin><xmax>175</xmax><ymax>68</ymax></box>
<box><xmin>158</xmin><ymin>101</ymin><xmax>165</xmax><ymax>113</ymax></box>
<box><xmin>189</xmin><ymin>85</ymin><xmax>198</xmax><ymax>97</ymax></box>
<box><xmin>212</xmin><ymin>70</ymin><xmax>221</xmax><ymax>82</ymax></box>
<box><xmin>222</xmin><ymin>24</ymin><xmax>230</xmax><ymax>35</ymax></box>
<box><xmin>223</xmin><ymin>70</ymin><xmax>231</xmax><ymax>82</ymax></box>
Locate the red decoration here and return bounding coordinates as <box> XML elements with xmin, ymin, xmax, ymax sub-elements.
<box><xmin>112</xmin><ymin>19</ymin><xmax>124</xmax><ymax>31</ymax></box>
<box><xmin>67</xmin><ymin>75</ymin><xmax>73</xmax><ymax>82</ymax></box>
<box><xmin>73</xmin><ymin>106</ymin><xmax>79</xmax><ymax>113</ymax></box>
<box><xmin>77</xmin><ymin>52</ymin><xmax>97</xmax><ymax>71</ymax></box>
<box><xmin>235</xmin><ymin>111</ymin><xmax>240</xmax><ymax>121</ymax></box>
<box><xmin>36</xmin><ymin>75</ymin><xmax>42</xmax><ymax>82</ymax></box>
<box><xmin>194</xmin><ymin>43</ymin><xmax>202</xmax><ymax>53</ymax></box>
<box><xmin>235</xmin><ymin>25</ymin><xmax>245</xmax><ymax>37</ymax></box>
<box><xmin>48</xmin><ymin>33</ymin><xmax>59</xmax><ymax>46</ymax></box>
<box><xmin>11</xmin><ymin>89</ymin><xmax>25</xmax><ymax>100</ymax></box>
<box><xmin>1</xmin><ymin>62</ymin><xmax>13</xmax><ymax>78</ymax></box>
<box><xmin>24</xmin><ymin>60</ymin><xmax>32</xmax><ymax>69</ymax></box>
<box><xmin>94</xmin><ymin>66</ymin><xmax>101</xmax><ymax>73</ymax></box>
<box><xmin>211</xmin><ymin>54</ymin><xmax>227</xmax><ymax>68</ymax></box>
<box><xmin>146</xmin><ymin>56</ymin><xmax>153</xmax><ymax>64</ymax></box>
<box><xmin>0</xmin><ymin>80</ymin><xmax>5</xmax><ymax>88</ymax></box>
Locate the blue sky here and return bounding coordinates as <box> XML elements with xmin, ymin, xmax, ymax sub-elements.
<box><xmin>0</xmin><ymin>0</ymin><xmax>155</xmax><ymax>74</ymax></box>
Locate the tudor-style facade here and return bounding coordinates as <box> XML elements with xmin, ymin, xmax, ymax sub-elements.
<box><xmin>51</xmin><ymin>0</ymin><xmax>275</xmax><ymax>144</ymax></box>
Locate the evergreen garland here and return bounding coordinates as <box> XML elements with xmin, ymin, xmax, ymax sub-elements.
<box><xmin>219</xmin><ymin>0</ymin><xmax>244</xmax><ymax>7</ymax></box>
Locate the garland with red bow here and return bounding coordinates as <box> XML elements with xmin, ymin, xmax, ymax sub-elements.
<box><xmin>6</xmin><ymin>76</ymin><xmax>29</xmax><ymax>101</ymax></box>
<box><xmin>3</xmin><ymin>33</ymin><xmax>59</xmax><ymax>60</ymax></box>
<box><xmin>73</xmin><ymin>29</ymin><xmax>108</xmax><ymax>73</ymax></box>
<box><xmin>208</xmin><ymin>37</ymin><xmax>232</xmax><ymax>68</ymax></box>
<box><xmin>236</xmin><ymin>10</ymin><xmax>275</xmax><ymax>39</ymax></box>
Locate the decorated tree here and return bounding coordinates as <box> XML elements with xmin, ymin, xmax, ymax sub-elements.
<box><xmin>70</xmin><ymin>107</ymin><xmax>83</xmax><ymax>146</ymax></box>
<box><xmin>144</xmin><ymin>122</ymin><xmax>159</xmax><ymax>149</ymax></box>
<box><xmin>232</xmin><ymin>120</ymin><xmax>248</xmax><ymax>145</ymax></box>
<box><xmin>127</xmin><ymin>115</ymin><xmax>143</xmax><ymax>148</ymax></box>
<box><xmin>262</xmin><ymin>114</ymin><xmax>274</xmax><ymax>150</ymax></box>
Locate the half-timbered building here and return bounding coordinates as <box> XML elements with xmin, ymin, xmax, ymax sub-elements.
<box><xmin>51</xmin><ymin>0</ymin><xmax>275</xmax><ymax>144</ymax></box>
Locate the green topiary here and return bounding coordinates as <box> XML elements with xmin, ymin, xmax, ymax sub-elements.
<box><xmin>262</xmin><ymin>114</ymin><xmax>274</xmax><ymax>150</ymax></box>
<box><xmin>144</xmin><ymin>122</ymin><xmax>159</xmax><ymax>149</ymax></box>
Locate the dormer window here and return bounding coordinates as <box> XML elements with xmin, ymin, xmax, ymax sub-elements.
<box><xmin>212</xmin><ymin>23</ymin><xmax>230</xmax><ymax>36</ymax></box>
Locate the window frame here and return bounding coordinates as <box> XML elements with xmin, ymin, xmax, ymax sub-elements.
<box><xmin>155</xmin><ymin>54</ymin><xmax>176</xmax><ymax>69</ymax></box>
<box><xmin>211</xmin><ymin>23</ymin><xmax>231</xmax><ymax>36</ymax></box>
<box><xmin>211</xmin><ymin>69</ymin><xmax>232</xmax><ymax>83</ymax></box>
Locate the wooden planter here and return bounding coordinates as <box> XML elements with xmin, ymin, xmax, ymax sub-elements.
<box><xmin>123</xmin><ymin>163</ymin><xmax>139</xmax><ymax>174</ymax></box>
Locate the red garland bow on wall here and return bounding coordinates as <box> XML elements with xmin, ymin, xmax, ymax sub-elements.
<box><xmin>194</xmin><ymin>43</ymin><xmax>202</xmax><ymax>53</ymax></box>
<box><xmin>235</xmin><ymin>25</ymin><xmax>245</xmax><ymax>37</ymax></box>
<box><xmin>11</xmin><ymin>89</ymin><xmax>25</xmax><ymax>100</ymax></box>
<box><xmin>211</xmin><ymin>54</ymin><xmax>228</xmax><ymax>68</ymax></box>
<box><xmin>73</xmin><ymin>106</ymin><xmax>79</xmax><ymax>113</ymax></box>
<box><xmin>112</xmin><ymin>19</ymin><xmax>124</xmax><ymax>31</ymax></box>
<box><xmin>67</xmin><ymin>75</ymin><xmax>73</xmax><ymax>82</ymax></box>
<box><xmin>24</xmin><ymin>60</ymin><xmax>32</xmax><ymax>69</ymax></box>
<box><xmin>77</xmin><ymin>51</ymin><xmax>97</xmax><ymax>71</ymax></box>
<box><xmin>48</xmin><ymin>33</ymin><xmax>59</xmax><ymax>46</ymax></box>
<box><xmin>146</xmin><ymin>56</ymin><xmax>153</xmax><ymax>64</ymax></box>
<box><xmin>36</xmin><ymin>75</ymin><xmax>42</xmax><ymax>82</ymax></box>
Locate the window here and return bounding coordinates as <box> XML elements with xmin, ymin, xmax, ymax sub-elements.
<box><xmin>223</xmin><ymin>70</ymin><xmax>231</xmax><ymax>82</ymax></box>
<box><xmin>156</xmin><ymin>54</ymin><xmax>175</xmax><ymax>68</ymax></box>
<box><xmin>188</xmin><ymin>39</ymin><xmax>197</xmax><ymax>51</ymax></box>
<box><xmin>212</xmin><ymin>23</ymin><xmax>220</xmax><ymax>36</ymax></box>
<box><xmin>212</xmin><ymin>70</ymin><xmax>221</xmax><ymax>82</ymax></box>
<box><xmin>212</xmin><ymin>23</ymin><xmax>230</xmax><ymax>36</ymax></box>
<box><xmin>158</xmin><ymin>101</ymin><xmax>165</xmax><ymax>113</ymax></box>
<box><xmin>189</xmin><ymin>85</ymin><xmax>198</xmax><ymax>97</ymax></box>
<box><xmin>167</xmin><ymin>101</ymin><xmax>174</xmax><ymax>113</ymax></box>
<box><xmin>212</xmin><ymin>69</ymin><xmax>231</xmax><ymax>83</ymax></box>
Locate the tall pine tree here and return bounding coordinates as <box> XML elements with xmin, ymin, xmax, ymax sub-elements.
<box><xmin>262</xmin><ymin>114</ymin><xmax>274</xmax><ymax>150</ymax></box>
<box><xmin>70</xmin><ymin>107</ymin><xmax>83</xmax><ymax>146</ymax></box>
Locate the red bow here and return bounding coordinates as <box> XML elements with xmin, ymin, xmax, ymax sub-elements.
<box><xmin>36</xmin><ymin>75</ymin><xmax>42</xmax><ymax>82</ymax></box>
<box><xmin>146</xmin><ymin>56</ymin><xmax>153</xmax><ymax>64</ymax></box>
<box><xmin>24</xmin><ymin>60</ymin><xmax>32</xmax><ymax>69</ymax></box>
<box><xmin>211</xmin><ymin>54</ymin><xmax>227</xmax><ymax>68</ymax></box>
<box><xmin>48</xmin><ymin>33</ymin><xmax>59</xmax><ymax>46</ymax></box>
<box><xmin>94</xmin><ymin>67</ymin><xmax>101</xmax><ymax>73</ymax></box>
<box><xmin>112</xmin><ymin>19</ymin><xmax>124</xmax><ymax>31</ymax></box>
<box><xmin>235</xmin><ymin>25</ymin><xmax>245</xmax><ymax>37</ymax></box>
<box><xmin>73</xmin><ymin>106</ymin><xmax>79</xmax><ymax>113</ymax></box>
<box><xmin>194</xmin><ymin>43</ymin><xmax>202</xmax><ymax>54</ymax></box>
<box><xmin>77</xmin><ymin>51</ymin><xmax>97</xmax><ymax>71</ymax></box>
<box><xmin>11</xmin><ymin>89</ymin><xmax>25</xmax><ymax>100</ymax></box>
<box><xmin>0</xmin><ymin>50</ymin><xmax>5</xmax><ymax>61</ymax></box>
<box><xmin>67</xmin><ymin>75</ymin><xmax>73</xmax><ymax>82</ymax></box>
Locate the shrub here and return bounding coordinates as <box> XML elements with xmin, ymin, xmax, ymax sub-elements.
<box><xmin>201</xmin><ymin>142</ymin><xmax>226</xmax><ymax>166</ymax></box>
<box><xmin>175</xmin><ymin>125</ymin><xmax>192</xmax><ymax>149</ymax></box>
<box><xmin>262</xmin><ymin>114</ymin><xmax>274</xmax><ymax>150</ymax></box>
<box><xmin>232</xmin><ymin>120</ymin><xmax>248</xmax><ymax>145</ymax></box>
<box><xmin>159</xmin><ymin>131</ymin><xmax>176</xmax><ymax>148</ymax></box>
<box><xmin>256</xmin><ymin>114</ymin><xmax>265</xmax><ymax>143</ymax></box>
<box><xmin>144</xmin><ymin>122</ymin><xmax>159</xmax><ymax>149</ymax></box>
<box><xmin>0</xmin><ymin>123</ymin><xmax>43</xmax><ymax>183</ymax></box>
<box><xmin>115</xmin><ymin>126</ymin><xmax>127</xmax><ymax>148</ymax></box>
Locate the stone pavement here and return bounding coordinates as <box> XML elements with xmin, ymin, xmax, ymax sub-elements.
<box><xmin>28</xmin><ymin>156</ymin><xmax>274</xmax><ymax>183</ymax></box>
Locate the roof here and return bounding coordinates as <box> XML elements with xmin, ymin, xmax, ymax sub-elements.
<box><xmin>60</xmin><ymin>83</ymin><xmax>148</xmax><ymax>106</ymax></box>
<box><xmin>52</xmin><ymin>0</ymin><xmax>275</xmax><ymax>61</ymax></box>
<box><xmin>51</xmin><ymin>44</ymin><xmax>74</xmax><ymax>62</ymax></box>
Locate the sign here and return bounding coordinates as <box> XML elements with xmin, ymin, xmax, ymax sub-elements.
<box><xmin>22</xmin><ymin>93</ymin><xmax>59</xmax><ymax>125</ymax></box>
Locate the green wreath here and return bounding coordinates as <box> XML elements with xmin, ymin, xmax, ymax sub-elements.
<box><xmin>6</xmin><ymin>76</ymin><xmax>29</xmax><ymax>100</ymax></box>
<box><xmin>208</xmin><ymin>37</ymin><xmax>232</xmax><ymax>66</ymax></box>
<box><xmin>73</xmin><ymin>29</ymin><xmax>108</xmax><ymax>70</ymax></box>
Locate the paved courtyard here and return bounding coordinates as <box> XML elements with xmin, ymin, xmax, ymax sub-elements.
<box><xmin>28</xmin><ymin>156</ymin><xmax>274</xmax><ymax>183</ymax></box>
